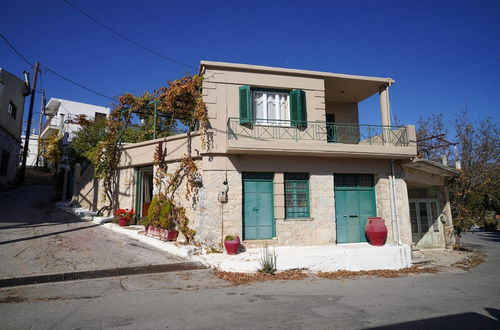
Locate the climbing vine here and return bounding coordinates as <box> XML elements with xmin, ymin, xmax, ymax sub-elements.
<box><xmin>87</xmin><ymin>74</ymin><xmax>209</xmax><ymax>241</ymax></box>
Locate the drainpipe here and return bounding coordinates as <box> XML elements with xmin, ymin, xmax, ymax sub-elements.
<box><xmin>389</xmin><ymin>160</ymin><xmax>401</xmax><ymax>245</ymax></box>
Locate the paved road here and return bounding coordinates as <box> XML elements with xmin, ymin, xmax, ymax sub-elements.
<box><xmin>1</xmin><ymin>213</ymin><xmax>499</xmax><ymax>329</ymax></box>
<box><xmin>0</xmin><ymin>185</ymin><xmax>183</xmax><ymax>278</ymax></box>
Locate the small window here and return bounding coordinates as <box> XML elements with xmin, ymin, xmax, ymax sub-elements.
<box><xmin>7</xmin><ymin>101</ymin><xmax>17</xmax><ymax>119</ymax></box>
<box><xmin>285</xmin><ymin>173</ymin><xmax>310</xmax><ymax>219</ymax></box>
<box><xmin>94</xmin><ymin>112</ymin><xmax>107</xmax><ymax>121</ymax></box>
<box><xmin>0</xmin><ymin>150</ymin><xmax>9</xmax><ymax>176</ymax></box>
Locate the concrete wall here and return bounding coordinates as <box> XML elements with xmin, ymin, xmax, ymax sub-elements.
<box><xmin>0</xmin><ymin>69</ymin><xmax>26</xmax><ymax>141</ymax></box>
<box><xmin>325</xmin><ymin>101</ymin><xmax>359</xmax><ymax>124</ymax></box>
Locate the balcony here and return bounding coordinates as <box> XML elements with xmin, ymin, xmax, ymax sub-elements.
<box><xmin>40</xmin><ymin>115</ymin><xmax>61</xmax><ymax>139</ymax></box>
<box><xmin>226</xmin><ymin>118</ymin><xmax>417</xmax><ymax>159</ymax></box>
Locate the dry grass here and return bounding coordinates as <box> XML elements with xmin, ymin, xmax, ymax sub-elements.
<box><xmin>215</xmin><ymin>265</ymin><xmax>442</xmax><ymax>284</ymax></box>
<box><xmin>317</xmin><ymin>266</ymin><xmax>441</xmax><ymax>280</ymax></box>
<box><xmin>452</xmin><ymin>251</ymin><xmax>487</xmax><ymax>271</ymax></box>
<box><xmin>215</xmin><ymin>270</ymin><xmax>309</xmax><ymax>284</ymax></box>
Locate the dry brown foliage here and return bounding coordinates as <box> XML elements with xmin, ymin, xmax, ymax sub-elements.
<box><xmin>215</xmin><ymin>270</ymin><xmax>309</xmax><ymax>284</ymax></box>
<box><xmin>317</xmin><ymin>266</ymin><xmax>440</xmax><ymax>279</ymax></box>
<box><xmin>452</xmin><ymin>251</ymin><xmax>486</xmax><ymax>271</ymax></box>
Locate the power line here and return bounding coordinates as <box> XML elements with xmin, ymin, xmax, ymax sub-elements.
<box><xmin>63</xmin><ymin>0</ymin><xmax>197</xmax><ymax>70</ymax></box>
<box><xmin>44</xmin><ymin>68</ymin><xmax>115</xmax><ymax>101</ymax></box>
<box><xmin>1</xmin><ymin>32</ymin><xmax>116</xmax><ymax>101</ymax></box>
<box><xmin>0</xmin><ymin>33</ymin><xmax>34</xmax><ymax>67</ymax></box>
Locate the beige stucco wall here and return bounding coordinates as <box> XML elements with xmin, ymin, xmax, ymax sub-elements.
<box><xmin>325</xmin><ymin>101</ymin><xmax>359</xmax><ymax>124</ymax></box>
<box><xmin>201</xmin><ymin>64</ymin><xmax>417</xmax><ymax>159</ymax></box>
<box><xmin>202</xmin><ymin>68</ymin><xmax>325</xmax><ymax>155</ymax></box>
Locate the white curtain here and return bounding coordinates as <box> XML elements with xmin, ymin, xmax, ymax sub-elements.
<box><xmin>252</xmin><ymin>91</ymin><xmax>289</xmax><ymax>125</ymax></box>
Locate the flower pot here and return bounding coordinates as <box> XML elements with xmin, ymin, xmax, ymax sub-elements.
<box><xmin>365</xmin><ymin>217</ymin><xmax>388</xmax><ymax>246</ymax></box>
<box><xmin>164</xmin><ymin>230</ymin><xmax>179</xmax><ymax>241</ymax></box>
<box><xmin>224</xmin><ymin>236</ymin><xmax>240</xmax><ymax>255</ymax></box>
<box><xmin>147</xmin><ymin>226</ymin><xmax>160</xmax><ymax>237</ymax></box>
<box><xmin>118</xmin><ymin>217</ymin><xmax>130</xmax><ymax>227</ymax></box>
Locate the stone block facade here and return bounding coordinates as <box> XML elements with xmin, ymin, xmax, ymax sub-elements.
<box><xmin>0</xmin><ymin>127</ymin><xmax>21</xmax><ymax>187</ymax></box>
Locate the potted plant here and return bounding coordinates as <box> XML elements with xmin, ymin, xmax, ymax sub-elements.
<box><xmin>224</xmin><ymin>235</ymin><xmax>240</xmax><ymax>255</ymax></box>
<box><xmin>114</xmin><ymin>208</ymin><xmax>136</xmax><ymax>227</ymax></box>
<box><xmin>147</xmin><ymin>194</ymin><xmax>179</xmax><ymax>241</ymax></box>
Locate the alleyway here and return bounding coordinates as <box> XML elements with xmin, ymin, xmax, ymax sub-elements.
<box><xmin>0</xmin><ymin>185</ymin><xmax>185</xmax><ymax>279</ymax></box>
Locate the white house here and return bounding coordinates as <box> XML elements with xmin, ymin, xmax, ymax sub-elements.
<box><xmin>40</xmin><ymin>98</ymin><xmax>110</xmax><ymax>143</ymax></box>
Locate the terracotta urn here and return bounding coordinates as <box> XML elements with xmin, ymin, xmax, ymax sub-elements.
<box><xmin>365</xmin><ymin>217</ymin><xmax>388</xmax><ymax>246</ymax></box>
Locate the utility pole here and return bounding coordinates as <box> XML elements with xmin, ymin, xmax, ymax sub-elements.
<box><xmin>19</xmin><ymin>61</ymin><xmax>40</xmax><ymax>183</ymax></box>
<box><xmin>36</xmin><ymin>89</ymin><xmax>46</xmax><ymax>167</ymax></box>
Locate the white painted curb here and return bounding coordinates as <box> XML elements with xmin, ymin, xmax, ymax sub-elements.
<box><xmin>102</xmin><ymin>224</ymin><xmax>201</xmax><ymax>259</ymax></box>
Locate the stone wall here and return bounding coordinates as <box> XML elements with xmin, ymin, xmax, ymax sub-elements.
<box><xmin>0</xmin><ymin>127</ymin><xmax>21</xmax><ymax>187</ymax></box>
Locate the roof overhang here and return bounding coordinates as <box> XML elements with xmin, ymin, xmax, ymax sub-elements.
<box><xmin>199</xmin><ymin>61</ymin><xmax>394</xmax><ymax>103</ymax></box>
<box><xmin>45</xmin><ymin>98</ymin><xmax>61</xmax><ymax>115</ymax></box>
<box><xmin>402</xmin><ymin>158</ymin><xmax>460</xmax><ymax>177</ymax></box>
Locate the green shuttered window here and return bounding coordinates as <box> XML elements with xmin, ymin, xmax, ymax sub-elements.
<box><xmin>290</xmin><ymin>89</ymin><xmax>307</xmax><ymax>128</ymax></box>
<box><xmin>285</xmin><ymin>173</ymin><xmax>310</xmax><ymax>219</ymax></box>
<box><xmin>239</xmin><ymin>86</ymin><xmax>306</xmax><ymax>127</ymax></box>
<box><xmin>239</xmin><ymin>85</ymin><xmax>252</xmax><ymax>124</ymax></box>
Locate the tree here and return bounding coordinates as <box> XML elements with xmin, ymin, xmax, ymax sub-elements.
<box><xmin>449</xmin><ymin>111</ymin><xmax>499</xmax><ymax>241</ymax></box>
<box><xmin>416</xmin><ymin>111</ymin><xmax>500</xmax><ymax>247</ymax></box>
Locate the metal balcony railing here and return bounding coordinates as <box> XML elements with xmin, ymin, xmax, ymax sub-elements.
<box><xmin>227</xmin><ymin>118</ymin><xmax>409</xmax><ymax>146</ymax></box>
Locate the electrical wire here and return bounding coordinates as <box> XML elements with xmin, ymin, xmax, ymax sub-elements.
<box><xmin>0</xmin><ymin>33</ymin><xmax>34</xmax><ymax>67</ymax></box>
<box><xmin>63</xmin><ymin>0</ymin><xmax>197</xmax><ymax>70</ymax></box>
<box><xmin>1</xmin><ymin>32</ymin><xmax>116</xmax><ymax>101</ymax></box>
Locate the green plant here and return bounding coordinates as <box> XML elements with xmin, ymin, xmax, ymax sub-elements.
<box><xmin>148</xmin><ymin>194</ymin><xmax>176</xmax><ymax>230</ymax></box>
<box><xmin>139</xmin><ymin>216</ymin><xmax>151</xmax><ymax>227</ymax></box>
<box><xmin>224</xmin><ymin>235</ymin><xmax>235</xmax><ymax>241</ymax></box>
<box><xmin>258</xmin><ymin>245</ymin><xmax>277</xmax><ymax>275</ymax></box>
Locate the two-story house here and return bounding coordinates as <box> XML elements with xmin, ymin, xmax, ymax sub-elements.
<box><xmin>74</xmin><ymin>61</ymin><xmax>456</xmax><ymax>257</ymax></box>
<box><xmin>0</xmin><ymin>68</ymin><xmax>27</xmax><ymax>187</ymax></box>
<box><xmin>40</xmin><ymin>98</ymin><xmax>110</xmax><ymax>143</ymax></box>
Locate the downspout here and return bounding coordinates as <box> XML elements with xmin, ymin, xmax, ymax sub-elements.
<box><xmin>389</xmin><ymin>160</ymin><xmax>402</xmax><ymax>245</ymax></box>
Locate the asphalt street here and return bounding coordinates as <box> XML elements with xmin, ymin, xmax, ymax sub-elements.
<box><xmin>0</xmin><ymin>185</ymin><xmax>183</xmax><ymax>279</ymax></box>
<box><xmin>0</xmin><ymin>185</ymin><xmax>499</xmax><ymax>329</ymax></box>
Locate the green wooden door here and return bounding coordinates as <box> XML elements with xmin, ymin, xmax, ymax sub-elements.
<box><xmin>243</xmin><ymin>173</ymin><xmax>275</xmax><ymax>240</ymax></box>
<box><xmin>334</xmin><ymin>174</ymin><xmax>376</xmax><ymax>243</ymax></box>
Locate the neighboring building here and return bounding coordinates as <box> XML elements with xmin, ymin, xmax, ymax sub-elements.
<box><xmin>0</xmin><ymin>68</ymin><xmax>27</xmax><ymax>186</ymax></box>
<box><xmin>74</xmin><ymin>61</ymin><xmax>457</xmax><ymax>256</ymax></box>
<box><xmin>40</xmin><ymin>98</ymin><xmax>110</xmax><ymax>143</ymax></box>
<box><xmin>20</xmin><ymin>133</ymin><xmax>41</xmax><ymax>167</ymax></box>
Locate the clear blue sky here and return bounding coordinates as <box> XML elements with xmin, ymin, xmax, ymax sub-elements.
<box><xmin>1</xmin><ymin>0</ymin><xmax>499</xmax><ymax>135</ymax></box>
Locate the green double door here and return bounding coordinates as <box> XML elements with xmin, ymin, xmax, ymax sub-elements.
<box><xmin>334</xmin><ymin>174</ymin><xmax>376</xmax><ymax>243</ymax></box>
<box><xmin>243</xmin><ymin>173</ymin><xmax>275</xmax><ymax>240</ymax></box>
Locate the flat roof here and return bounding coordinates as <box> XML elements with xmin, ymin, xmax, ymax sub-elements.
<box><xmin>199</xmin><ymin>60</ymin><xmax>394</xmax><ymax>85</ymax></box>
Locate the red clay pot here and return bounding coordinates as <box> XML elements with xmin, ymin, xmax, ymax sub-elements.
<box><xmin>118</xmin><ymin>217</ymin><xmax>130</xmax><ymax>227</ymax></box>
<box><xmin>165</xmin><ymin>230</ymin><xmax>179</xmax><ymax>241</ymax></box>
<box><xmin>224</xmin><ymin>236</ymin><xmax>240</xmax><ymax>255</ymax></box>
<box><xmin>365</xmin><ymin>217</ymin><xmax>388</xmax><ymax>246</ymax></box>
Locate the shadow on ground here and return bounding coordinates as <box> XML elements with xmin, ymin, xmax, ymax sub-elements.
<box><xmin>369</xmin><ymin>308</ymin><xmax>499</xmax><ymax>329</ymax></box>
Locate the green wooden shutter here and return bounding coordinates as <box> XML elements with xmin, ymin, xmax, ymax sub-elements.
<box><xmin>239</xmin><ymin>85</ymin><xmax>252</xmax><ymax>124</ymax></box>
<box><xmin>290</xmin><ymin>89</ymin><xmax>307</xmax><ymax>128</ymax></box>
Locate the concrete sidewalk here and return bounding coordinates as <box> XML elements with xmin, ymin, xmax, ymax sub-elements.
<box><xmin>103</xmin><ymin>223</ymin><xmax>412</xmax><ymax>273</ymax></box>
